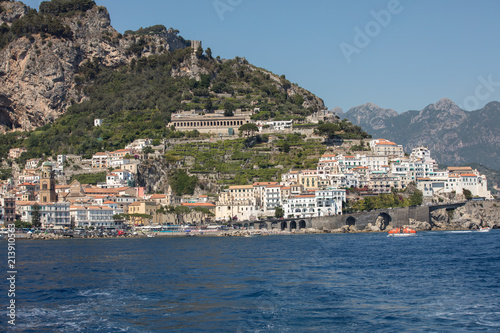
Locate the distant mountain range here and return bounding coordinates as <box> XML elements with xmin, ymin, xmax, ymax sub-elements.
<box><xmin>339</xmin><ymin>98</ymin><xmax>500</xmax><ymax>170</ymax></box>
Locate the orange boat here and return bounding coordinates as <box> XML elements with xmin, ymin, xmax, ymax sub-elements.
<box><xmin>388</xmin><ymin>227</ymin><xmax>417</xmax><ymax>237</ymax></box>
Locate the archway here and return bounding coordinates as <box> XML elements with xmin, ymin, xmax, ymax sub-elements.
<box><xmin>290</xmin><ymin>221</ymin><xmax>297</xmax><ymax>230</ymax></box>
<box><xmin>259</xmin><ymin>223</ymin><xmax>267</xmax><ymax>230</ymax></box>
<box><xmin>299</xmin><ymin>220</ymin><xmax>306</xmax><ymax>229</ymax></box>
<box><xmin>346</xmin><ymin>216</ymin><xmax>356</xmax><ymax>226</ymax></box>
<box><xmin>281</xmin><ymin>221</ymin><xmax>287</xmax><ymax>231</ymax></box>
<box><xmin>244</xmin><ymin>223</ymin><xmax>249</xmax><ymax>228</ymax></box>
<box><xmin>376</xmin><ymin>213</ymin><xmax>392</xmax><ymax>230</ymax></box>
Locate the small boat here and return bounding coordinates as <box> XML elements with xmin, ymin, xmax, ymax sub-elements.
<box><xmin>146</xmin><ymin>234</ymin><xmax>155</xmax><ymax>238</ymax></box>
<box><xmin>244</xmin><ymin>232</ymin><xmax>262</xmax><ymax>237</ymax></box>
<box><xmin>478</xmin><ymin>227</ymin><xmax>491</xmax><ymax>233</ymax></box>
<box><xmin>388</xmin><ymin>227</ymin><xmax>417</xmax><ymax>237</ymax></box>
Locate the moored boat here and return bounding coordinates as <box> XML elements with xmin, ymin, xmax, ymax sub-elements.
<box><xmin>388</xmin><ymin>227</ymin><xmax>417</xmax><ymax>237</ymax></box>
<box><xmin>478</xmin><ymin>227</ymin><xmax>491</xmax><ymax>232</ymax></box>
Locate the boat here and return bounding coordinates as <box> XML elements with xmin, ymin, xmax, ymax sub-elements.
<box><xmin>387</xmin><ymin>227</ymin><xmax>417</xmax><ymax>237</ymax></box>
<box><xmin>244</xmin><ymin>232</ymin><xmax>262</xmax><ymax>237</ymax></box>
<box><xmin>146</xmin><ymin>234</ymin><xmax>155</xmax><ymax>238</ymax></box>
<box><xmin>478</xmin><ymin>227</ymin><xmax>491</xmax><ymax>233</ymax></box>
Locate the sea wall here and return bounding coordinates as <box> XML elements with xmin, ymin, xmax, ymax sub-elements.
<box><xmin>311</xmin><ymin>206</ymin><xmax>430</xmax><ymax>231</ymax></box>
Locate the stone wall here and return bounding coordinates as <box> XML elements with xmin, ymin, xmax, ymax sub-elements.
<box><xmin>311</xmin><ymin>206</ymin><xmax>430</xmax><ymax>231</ymax></box>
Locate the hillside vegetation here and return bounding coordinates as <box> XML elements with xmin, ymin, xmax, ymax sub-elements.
<box><xmin>0</xmin><ymin>38</ymin><xmax>329</xmax><ymax>161</ymax></box>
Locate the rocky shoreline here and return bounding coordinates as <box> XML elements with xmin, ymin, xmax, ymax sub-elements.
<box><xmin>10</xmin><ymin>201</ymin><xmax>499</xmax><ymax>240</ymax></box>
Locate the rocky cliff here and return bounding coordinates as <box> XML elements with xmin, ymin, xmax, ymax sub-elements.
<box><xmin>0</xmin><ymin>1</ymin><xmax>188</xmax><ymax>132</ymax></box>
<box><xmin>430</xmin><ymin>201</ymin><xmax>500</xmax><ymax>230</ymax></box>
<box><xmin>344</xmin><ymin>98</ymin><xmax>500</xmax><ymax>170</ymax></box>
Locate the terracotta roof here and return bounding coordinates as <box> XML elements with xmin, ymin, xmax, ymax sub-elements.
<box><xmin>16</xmin><ymin>201</ymin><xmax>37</xmax><ymax>206</ymax></box>
<box><xmin>447</xmin><ymin>166</ymin><xmax>472</xmax><ymax>171</ymax></box>
<box><xmin>375</xmin><ymin>141</ymin><xmax>397</xmax><ymax>146</ymax></box>
<box><xmin>293</xmin><ymin>194</ymin><xmax>315</xmax><ymax>198</ymax></box>
<box><xmin>84</xmin><ymin>188</ymin><xmax>121</xmax><ymax>195</ymax></box>
<box><xmin>150</xmin><ymin>194</ymin><xmax>167</xmax><ymax>199</ymax></box>
<box><xmin>103</xmin><ymin>201</ymin><xmax>116</xmax><ymax>204</ymax></box>
<box><xmin>460</xmin><ymin>174</ymin><xmax>477</xmax><ymax>177</ymax></box>
<box><xmin>253</xmin><ymin>182</ymin><xmax>279</xmax><ymax>186</ymax></box>
<box><xmin>181</xmin><ymin>202</ymin><xmax>216</xmax><ymax>207</ymax></box>
<box><xmin>229</xmin><ymin>185</ymin><xmax>254</xmax><ymax>189</ymax></box>
<box><xmin>87</xmin><ymin>206</ymin><xmax>113</xmax><ymax>210</ymax></box>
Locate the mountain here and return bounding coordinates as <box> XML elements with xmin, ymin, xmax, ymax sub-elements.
<box><xmin>0</xmin><ymin>0</ymin><xmax>324</xmax><ymax>134</ymax></box>
<box><xmin>344</xmin><ymin>98</ymin><xmax>500</xmax><ymax>170</ymax></box>
<box><xmin>0</xmin><ymin>0</ymin><xmax>190</xmax><ymax>132</ymax></box>
<box><xmin>0</xmin><ymin>0</ymin><xmax>327</xmax><ymax>160</ymax></box>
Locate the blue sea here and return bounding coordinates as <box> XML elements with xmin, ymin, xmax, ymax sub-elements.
<box><xmin>1</xmin><ymin>230</ymin><xmax>500</xmax><ymax>332</ymax></box>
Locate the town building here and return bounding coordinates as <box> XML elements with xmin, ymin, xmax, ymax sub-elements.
<box><xmin>167</xmin><ymin>111</ymin><xmax>252</xmax><ymax>135</ymax></box>
<box><xmin>39</xmin><ymin>163</ymin><xmax>57</xmax><ymax>203</ymax></box>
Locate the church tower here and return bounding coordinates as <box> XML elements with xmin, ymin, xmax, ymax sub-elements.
<box><xmin>39</xmin><ymin>162</ymin><xmax>57</xmax><ymax>203</ymax></box>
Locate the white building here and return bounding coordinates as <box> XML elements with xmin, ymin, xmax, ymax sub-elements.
<box><xmin>21</xmin><ymin>202</ymin><xmax>71</xmax><ymax>229</ymax></box>
<box><xmin>416</xmin><ymin>167</ymin><xmax>492</xmax><ymax>199</ymax></box>
<box><xmin>283</xmin><ymin>194</ymin><xmax>316</xmax><ymax>218</ymax></box>
<box><xmin>369</xmin><ymin>139</ymin><xmax>404</xmax><ymax>157</ymax></box>
<box><xmin>25</xmin><ymin>158</ymin><xmax>41</xmax><ymax>170</ymax></box>
<box><xmin>106</xmin><ymin>169</ymin><xmax>133</xmax><ymax>188</ymax></box>
<box><xmin>70</xmin><ymin>205</ymin><xmax>122</xmax><ymax>229</ymax></box>
<box><xmin>263</xmin><ymin>184</ymin><xmax>282</xmax><ymax>214</ymax></box>
<box><xmin>315</xmin><ymin>188</ymin><xmax>346</xmax><ymax>216</ymax></box>
<box><xmin>92</xmin><ymin>152</ymin><xmax>109</xmax><ymax>168</ymax></box>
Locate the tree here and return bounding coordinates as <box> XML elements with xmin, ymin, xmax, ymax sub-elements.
<box><xmin>316</xmin><ymin>122</ymin><xmax>341</xmax><ymax>139</ymax></box>
<box><xmin>238</xmin><ymin>123</ymin><xmax>259</xmax><ymax>137</ymax></box>
<box><xmin>31</xmin><ymin>204</ymin><xmax>41</xmax><ymax>228</ymax></box>
<box><xmin>204</xmin><ymin>98</ymin><xmax>214</xmax><ymax>112</ymax></box>
<box><xmin>205</xmin><ymin>47</ymin><xmax>212</xmax><ymax>59</ymax></box>
<box><xmin>174</xmin><ymin>205</ymin><xmax>192</xmax><ymax>224</ymax></box>
<box><xmin>463</xmin><ymin>188</ymin><xmax>473</xmax><ymax>200</ymax></box>
<box><xmin>409</xmin><ymin>189</ymin><xmax>423</xmax><ymax>206</ymax></box>
<box><xmin>282</xmin><ymin>142</ymin><xmax>290</xmax><ymax>153</ymax></box>
<box><xmin>275</xmin><ymin>206</ymin><xmax>284</xmax><ymax>218</ymax></box>
<box><xmin>223</xmin><ymin>101</ymin><xmax>235</xmax><ymax>116</ymax></box>
<box><xmin>170</xmin><ymin>170</ymin><xmax>198</xmax><ymax>195</ymax></box>
<box><xmin>196</xmin><ymin>46</ymin><xmax>203</xmax><ymax>58</ymax></box>
<box><xmin>14</xmin><ymin>220</ymin><xmax>32</xmax><ymax>229</ymax></box>
<box><xmin>142</xmin><ymin>146</ymin><xmax>153</xmax><ymax>155</ymax></box>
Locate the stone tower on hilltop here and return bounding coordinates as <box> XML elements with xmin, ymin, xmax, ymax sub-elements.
<box><xmin>190</xmin><ymin>40</ymin><xmax>202</xmax><ymax>51</ymax></box>
<box><xmin>39</xmin><ymin>162</ymin><xmax>57</xmax><ymax>203</ymax></box>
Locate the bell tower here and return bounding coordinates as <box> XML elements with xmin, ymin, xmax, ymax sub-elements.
<box><xmin>39</xmin><ymin>162</ymin><xmax>57</xmax><ymax>203</ymax></box>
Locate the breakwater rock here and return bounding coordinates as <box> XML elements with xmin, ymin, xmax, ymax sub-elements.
<box><xmin>431</xmin><ymin>201</ymin><xmax>500</xmax><ymax>230</ymax></box>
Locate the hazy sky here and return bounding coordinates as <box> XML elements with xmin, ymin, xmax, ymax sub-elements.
<box><xmin>22</xmin><ymin>0</ymin><xmax>500</xmax><ymax>112</ymax></box>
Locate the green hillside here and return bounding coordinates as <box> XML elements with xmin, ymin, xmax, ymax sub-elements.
<box><xmin>0</xmin><ymin>40</ymin><xmax>331</xmax><ymax>161</ymax></box>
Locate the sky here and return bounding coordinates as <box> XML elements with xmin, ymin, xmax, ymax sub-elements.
<box><xmin>22</xmin><ymin>0</ymin><xmax>500</xmax><ymax>113</ymax></box>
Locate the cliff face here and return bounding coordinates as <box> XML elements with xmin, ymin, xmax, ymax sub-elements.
<box><xmin>430</xmin><ymin>201</ymin><xmax>500</xmax><ymax>230</ymax></box>
<box><xmin>0</xmin><ymin>2</ymin><xmax>188</xmax><ymax>132</ymax></box>
<box><xmin>344</xmin><ymin>98</ymin><xmax>500</xmax><ymax>170</ymax></box>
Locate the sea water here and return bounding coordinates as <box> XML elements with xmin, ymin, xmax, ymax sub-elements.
<box><xmin>1</xmin><ymin>230</ymin><xmax>499</xmax><ymax>332</ymax></box>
